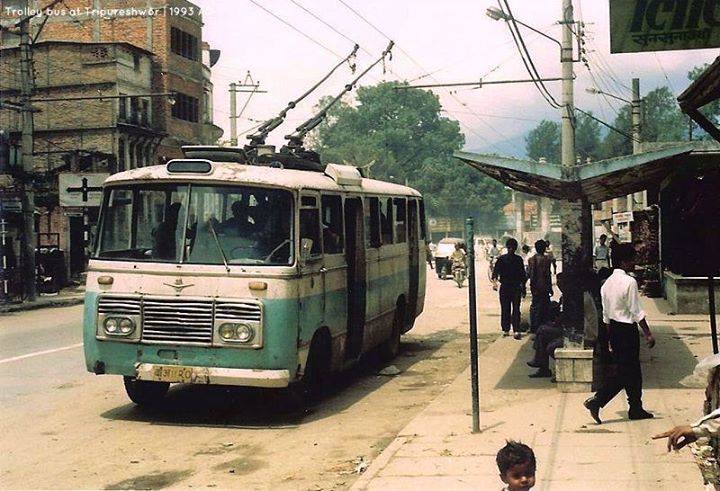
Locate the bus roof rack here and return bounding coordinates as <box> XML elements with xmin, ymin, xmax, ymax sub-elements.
<box><xmin>324</xmin><ymin>163</ymin><xmax>362</xmax><ymax>186</ymax></box>
<box><xmin>181</xmin><ymin>146</ymin><xmax>247</xmax><ymax>163</ymax></box>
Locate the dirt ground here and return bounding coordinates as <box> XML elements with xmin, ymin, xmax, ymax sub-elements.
<box><xmin>0</xmin><ymin>268</ymin><xmax>497</xmax><ymax>490</ymax></box>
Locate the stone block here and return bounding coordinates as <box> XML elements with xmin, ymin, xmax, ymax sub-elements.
<box><xmin>555</xmin><ymin>348</ymin><xmax>594</xmax><ymax>392</ymax></box>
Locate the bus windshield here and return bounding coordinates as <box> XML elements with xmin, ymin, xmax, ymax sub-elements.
<box><xmin>94</xmin><ymin>184</ymin><xmax>294</xmax><ymax>266</ymax></box>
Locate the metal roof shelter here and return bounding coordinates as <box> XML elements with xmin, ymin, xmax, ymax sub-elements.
<box><xmin>454</xmin><ymin>142</ymin><xmax>719</xmax><ymax>203</ymax></box>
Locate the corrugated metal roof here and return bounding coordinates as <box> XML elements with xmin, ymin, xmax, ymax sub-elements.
<box><xmin>454</xmin><ymin>143</ymin><xmax>716</xmax><ymax>203</ymax></box>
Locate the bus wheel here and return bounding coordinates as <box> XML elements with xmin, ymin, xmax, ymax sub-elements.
<box><xmin>298</xmin><ymin>332</ymin><xmax>332</xmax><ymax>403</ymax></box>
<box><xmin>123</xmin><ymin>376</ymin><xmax>169</xmax><ymax>407</ymax></box>
<box><xmin>379</xmin><ymin>301</ymin><xmax>404</xmax><ymax>362</ymax></box>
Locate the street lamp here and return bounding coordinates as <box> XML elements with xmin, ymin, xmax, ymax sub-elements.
<box><xmin>485</xmin><ymin>6</ymin><xmax>562</xmax><ymax>51</ymax></box>
<box><xmin>585</xmin><ymin>87</ymin><xmax>631</xmax><ymax>104</ymax></box>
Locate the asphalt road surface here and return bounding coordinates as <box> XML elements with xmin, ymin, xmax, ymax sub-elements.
<box><xmin>0</xmin><ymin>267</ymin><xmax>497</xmax><ymax>490</ymax></box>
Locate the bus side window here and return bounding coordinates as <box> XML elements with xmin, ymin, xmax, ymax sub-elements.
<box><xmin>321</xmin><ymin>194</ymin><xmax>344</xmax><ymax>254</ymax></box>
<box><xmin>394</xmin><ymin>198</ymin><xmax>407</xmax><ymax>243</ymax></box>
<box><xmin>365</xmin><ymin>197</ymin><xmax>381</xmax><ymax>248</ymax></box>
<box><xmin>300</xmin><ymin>196</ymin><xmax>322</xmax><ymax>257</ymax></box>
<box><xmin>379</xmin><ymin>197</ymin><xmax>393</xmax><ymax>245</ymax></box>
<box><xmin>419</xmin><ymin>199</ymin><xmax>427</xmax><ymax>241</ymax></box>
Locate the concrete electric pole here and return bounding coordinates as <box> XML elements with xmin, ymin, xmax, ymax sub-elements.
<box><xmin>19</xmin><ymin>16</ymin><xmax>37</xmax><ymax>301</ymax></box>
<box><xmin>229</xmin><ymin>82</ymin><xmax>237</xmax><ymax>146</ymax></box>
<box><xmin>631</xmin><ymin>77</ymin><xmax>645</xmax><ymax>209</ymax></box>
<box><xmin>558</xmin><ymin>0</ymin><xmax>589</xmax><ymax>343</ymax></box>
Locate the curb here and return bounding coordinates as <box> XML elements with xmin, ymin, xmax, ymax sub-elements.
<box><xmin>350</xmin><ymin>436</ymin><xmax>408</xmax><ymax>490</ymax></box>
<box><xmin>0</xmin><ymin>295</ymin><xmax>85</xmax><ymax>314</ymax></box>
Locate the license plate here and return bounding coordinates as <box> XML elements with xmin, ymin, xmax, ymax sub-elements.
<box><xmin>151</xmin><ymin>365</ymin><xmax>194</xmax><ymax>383</ymax></box>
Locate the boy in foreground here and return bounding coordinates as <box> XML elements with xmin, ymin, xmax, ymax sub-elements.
<box><xmin>496</xmin><ymin>440</ymin><xmax>536</xmax><ymax>491</ymax></box>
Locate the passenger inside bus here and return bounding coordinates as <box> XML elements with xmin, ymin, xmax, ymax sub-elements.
<box><xmin>222</xmin><ymin>200</ymin><xmax>255</xmax><ymax>236</ymax></box>
<box><xmin>152</xmin><ymin>202</ymin><xmax>182</xmax><ymax>260</ymax></box>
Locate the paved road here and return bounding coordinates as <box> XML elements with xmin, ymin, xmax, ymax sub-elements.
<box><xmin>0</xmin><ymin>265</ymin><xmax>498</xmax><ymax>490</ymax></box>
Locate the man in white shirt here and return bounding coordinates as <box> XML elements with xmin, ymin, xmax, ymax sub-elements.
<box><xmin>652</xmin><ymin>408</ymin><xmax>720</xmax><ymax>451</ymax></box>
<box><xmin>584</xmin><ymin>243</ymin><xmax>656</xmax><ymax>424</ymax></box>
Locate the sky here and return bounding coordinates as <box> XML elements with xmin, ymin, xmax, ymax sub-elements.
<box><xmin>197</xmin><ymin>0</ymin><xmax>719</xmax><ymax>158</ymax></box>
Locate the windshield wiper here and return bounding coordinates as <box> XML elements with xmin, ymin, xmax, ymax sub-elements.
<box><xmin>207</xmin><ymin>220</ymin><xmax>231</xmax><ymax>273</ymax></box>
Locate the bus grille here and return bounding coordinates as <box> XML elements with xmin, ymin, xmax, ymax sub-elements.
<box><xmin>142</xmin><ymin>298</ymin><xmax>214</xmax><ymax>344</ymax></box>
<box><xmin>97</xmin><ymin>296</ymin><xmax>262</xmax><ymax>346</ymax></box>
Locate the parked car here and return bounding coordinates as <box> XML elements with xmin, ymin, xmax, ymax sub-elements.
<box><xmin>434</xmin><ymin>237</ymin><xmax>465</xmax><ymax>279</ymax></box>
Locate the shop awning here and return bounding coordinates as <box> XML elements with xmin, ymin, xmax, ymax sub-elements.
<box><xmin>454</xmin><ymin>143</ymin><xmax>710</xmax><ymax>203</ymax></box>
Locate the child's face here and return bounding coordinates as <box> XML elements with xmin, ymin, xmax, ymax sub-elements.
<box><xmin>501</xmin><ymin>462</ymin><xmax>536</xmax><ymax>491</ymax></box>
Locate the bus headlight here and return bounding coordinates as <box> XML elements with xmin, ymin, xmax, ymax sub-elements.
<box><xmin>217</xmin><ymin>323</ymin><xmax>255</xmax><ymax>343</ymax></box>
<box><xmin>104</xmin><ymin>317</ymin><xmax>135</xmax><ymax>336</ymax></box>
<box><xmin>236</xmin><ymin>324</ymin><xmax>255</xmax><ymax>343</ymax></box>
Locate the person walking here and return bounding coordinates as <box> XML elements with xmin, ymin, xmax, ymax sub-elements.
<box><xmin>492</xmin><ymin>238</ymin><xmax>527</xmax><ymax>340</ymax></box>
<box><xmin>583</xmin><ymin>243</ymin><xmax>656</xmax><ymax>424</ymax></box>
<box><xmin>594</xmin><ymin>234</ymin><xmax>610</xmax><ymax>270</ymax></box>
<box><xmin>527</xmin><ymin>239</ymin><xmax>553</xmax><ymax>334</ymax></box>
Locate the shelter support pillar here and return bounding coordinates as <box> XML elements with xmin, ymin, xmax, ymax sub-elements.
<box><xmin>540</xmin><ymin>197</ymin><xmax>551</xmax><ymax>238</ymax></box>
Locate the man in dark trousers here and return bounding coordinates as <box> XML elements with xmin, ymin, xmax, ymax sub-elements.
<box><xmin>492</xmin><ymin>238</ymin><xmax>527</xmax><ymax>340</ymax></box>
<box><xmin>584</xmin><ymin>243</ymin><xmax>656</xmax><ymax>423</ymax></box>
<box><xmin>527</xmin><ymin>239</ymin><xmax>553</xmax><ymax>334</ymax></box>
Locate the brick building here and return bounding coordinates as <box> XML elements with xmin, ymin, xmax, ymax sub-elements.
<box><xmin>0</xmin><ymin>0</ymin><xmax>222</xmax><ymax>288</ymax></box>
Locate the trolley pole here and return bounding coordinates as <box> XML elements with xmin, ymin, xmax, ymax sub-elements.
<box><xmin>465</xmin><ymin>218</ymin><xmax>480</xmax><ymax>433</ymax></box>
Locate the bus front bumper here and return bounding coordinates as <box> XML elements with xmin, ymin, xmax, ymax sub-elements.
<box><xmin>135</xmin><ymin>363</ymin><xmax>291</xmax><ymax>388</ymax></box>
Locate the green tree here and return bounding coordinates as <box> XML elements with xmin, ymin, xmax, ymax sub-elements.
<box><xmin>311</xmin><ymin>82</ymin><xmax>509</xmax><ymax>231</ymax></box>
<box><xmin>524</xmin><ymin>112</ymin><xmax>601</xmax><ymax>164</ymax></box>
<box><xmin>688</xmin><ymin>64</ymin><xmax>720</xmax><ymax>139</ymax></box>
<box><xmin>525</xmin><ymin>119</ymin><xmax>560</xmax><ymax>163</ymax></box>
<box><xmin>601</xmin><ymin>86</ymin><xmax>687</xmax><ymax>158</ymax></box>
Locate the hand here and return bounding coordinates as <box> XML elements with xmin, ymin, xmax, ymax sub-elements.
<box><xmin>645</xmin><ymin>333</ymin><xmax>656</xmax><ymax>349</ymax></box>
<box><xmin>652</xmin><ymin>426</ymin><xmax>697</xmax><ymax>452</ymax></box>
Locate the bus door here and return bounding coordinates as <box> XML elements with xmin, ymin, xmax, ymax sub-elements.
<box><xmin>343</xmin><ymin>197</ymin><xmax>366</xmax><ymax>360</ymax></box>
<box><xmin>407</xmin><ymin>199</ymin><xmax>420</xmax><ymax>323</ymax></box>
<box><xmin>298</xmin><ymin>193</ymin><xmax>325</xmax><ymax>343</ymax></box>
<box><xmin>320</xmin><ymin>195</ymin><xmax>347</xmax><ymax>339</ymax></box>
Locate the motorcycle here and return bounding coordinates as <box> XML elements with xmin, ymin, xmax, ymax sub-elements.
<box><xmin>452</xmin><ymin>258</ymin><xmax>467</xmax><ymax>288</ymax></box>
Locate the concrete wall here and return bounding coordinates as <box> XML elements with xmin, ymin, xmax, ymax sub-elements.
<box><xmin>664</xmin><ymin>271</ymin><xmax>720</xmax><ymax>314</ymax></box>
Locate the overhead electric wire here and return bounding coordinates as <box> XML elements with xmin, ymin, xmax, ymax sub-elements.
<box><xmin>248</xmin><ymin>0</ymin><xmax>343</xmax><ymax>58</ymax></box>
<box><xmin>500</xmin><ymin>0</ymin><xmax>561</xmax><ymax>109</ymax></box>
<box><xmin>576</xmin><ymin>107</ymin><xmax>639</xmax><ymax>143</ymax></box>
<box><xmin>333</xmin><ymin>0</ymin><xmax>513</xmax><ymax>154</ymax></box>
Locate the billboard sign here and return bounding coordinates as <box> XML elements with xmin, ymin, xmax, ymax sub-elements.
<box><xmin>610</xmin><ymin>0</ymin><xmax>720</xmax><ymax>53</ymax></box>
<box><xmin>59</xmin><ymin>173</ymin><xmax>108</xmax><ymax>207</ymax></box>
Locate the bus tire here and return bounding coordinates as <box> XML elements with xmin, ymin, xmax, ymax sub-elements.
<box><xmin>123</xmin><ymin>376</ymin><xmax>169</xmax><ymax>407</ymax></box>
<box><xmin>379</xmin><ymin>300</ymin><xmax>404</xmax><ymax>362</ymax></box>
<box><xmin>298</xmin><ymin>330</ymin><xmax>332</xmax><ymax>403</ymax></box>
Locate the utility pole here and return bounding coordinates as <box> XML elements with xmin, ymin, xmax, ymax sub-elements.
<box><xmin>229</xmin><ymin>82</ymin><xmax>237</xmax><ymax>145</ymax></box>
<box><xmin>19</xmin><ymin>15</ymin><xmax>37</xmax><ymax>301</ymax></box>
<box><xmin>228</xmin><ymin>72</ymin><xmax>267</xmax><ymax>146</ymax></box>
<box><xmin>559</xmin><ymin>0</ymin><xmax>587</xmax><ymax>344</ymax></box>
<box><xmin>631</xmin><ymin>78</ymin><xmax>645</xmax><ymax>209</ymax></box>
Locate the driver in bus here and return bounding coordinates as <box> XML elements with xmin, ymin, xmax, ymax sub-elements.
<box><xmin>222</xmin><ymin>200</ymin><xmax>255</xmax><ymax>236</ymax></box>
<box><xmin>153</xmin><ymin>202</ymin><xmax>182</xmax><ymax>260</ymax></box>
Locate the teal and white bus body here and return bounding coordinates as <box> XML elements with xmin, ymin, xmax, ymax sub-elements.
<box><xmin>83</xmin><ymin>159</ymin><xmax>427</xmax><ymax>404</ymax></box>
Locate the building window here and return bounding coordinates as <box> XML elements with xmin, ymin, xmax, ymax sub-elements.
<box><xmin>118</xmin><ymin>139</ymin><xmax>126</xmax><ymax>173</ymax></box>
<box><xmin>130</xmin><ymin>97</ymin><xmax>139</xmax><ymax>124</ymax></box>
<box><xmin>118</xmin><ymin>94</ymin><xmax>127</xmax><ymax>122</ymax></box>
<box><xmin>171</xmin><ymin>27</ymin><xmax>198</xmax><ymax>61</ymax></box>
<box><xmin>133</xmin><ymin>53</ymin><xmax>141</xmax><ymax>71</ymax></box>
<box><xmin>171</xmin><ymin>92</ymin><xmax>199</xmax><ymax>123</ymax></box>
<box><xmin>141</xmin><ymin>99</ymin><xmax>149</xmax><ymax>126</ymax></box>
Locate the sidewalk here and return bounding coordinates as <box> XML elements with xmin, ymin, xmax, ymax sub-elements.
<box><xmin>353</xmin><ymin>295</ymin><xmax>715</xmax><ymax>490</ymax></box>
<box><xmin>0</xmin><ymin>285</ymin><xmax>85</xmax><ymax>313</ymax></box>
